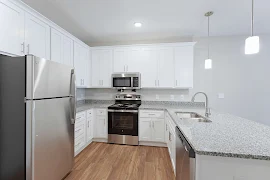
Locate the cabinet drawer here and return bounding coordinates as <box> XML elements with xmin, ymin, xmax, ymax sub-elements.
<box><xmin>75</xmin><ymin>135</ymin><xmax>85</xmax><ymax>152</ymax></box>
<box><xmin>87</xmin><ymin>109</ymin><xmax>93</xmax><ymax>118</ymax></box>
<box><xmin>75</xmin><ymin>123</ymin><xmax>85</xmax><ymax>138</ymax></box>
<box><xmin>140</xmin><ymin>110</ymin><xmax>164</xmax><ymax>118</ymax></box>
<box><xmin>96</xmin><ymin>109</ymin><xmax>106</xmax><ymax>116</ymax></box>
<box><xmin>76</xmin><ymin>111</ymin><xmax>86</xmax><ymax>120</ymax></box>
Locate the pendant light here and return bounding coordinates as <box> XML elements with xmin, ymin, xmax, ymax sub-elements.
<box><xmin>245</xmin><ymin>0</ymin><xmax>259</xmax><ymax>54</ymax></box>
<box><xmin>205</xmin><ymin>11</ymin><xmax>214</xmax><ymax>69</ymax></box>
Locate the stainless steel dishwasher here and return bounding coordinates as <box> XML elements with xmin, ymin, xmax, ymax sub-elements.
<box><xmin>176</xmin><ymin>126</ymin><xmax>196</xmax><ymax>180</ymax></box>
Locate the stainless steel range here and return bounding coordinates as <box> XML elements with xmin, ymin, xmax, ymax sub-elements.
<box><xmin>108</xmin><ymin>94</ymin><xmax>141</xmax><ymax>145</ymax></box>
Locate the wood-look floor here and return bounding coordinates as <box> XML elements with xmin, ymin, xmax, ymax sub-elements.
<box><xmin>65</xmin><ymin>142</ymin><xmax>175</xmax><ymax>180</ymax></box>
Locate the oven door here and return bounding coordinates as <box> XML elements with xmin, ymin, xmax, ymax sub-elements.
<box><xmin>108</xmin><ymin>110</ymin><xmax>138</xmax><ymax>136</ymax></box>
<box><xmin>112</xmin><ymin>77</ymin><xmax>132</xmax><ymax>89</ymax></box>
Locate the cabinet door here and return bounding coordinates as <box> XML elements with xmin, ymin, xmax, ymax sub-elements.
<box><xmin>140</xmin><ymin>48</ymin><xmax>158</xmax><ymax>88</ymax></box>
<box><xmin>86</xmin><ymin>117</ymin><xmax>93</xmax><ymax>143</ymax></box>
<box><xmin>91</xmin><ymin>50</ymin><xmax>101</xmax><ymax>87</ymax></box>
<box><xmin>0</xmin><ymin>0</ymin><xmax>24</xmax><ymax>56</ymax></box>
<box><xmin>80</xmin><ymin>46</ymin><xmax>90</xmax><ymax>87</ymax></box>
<box><xmin>74</xmin><ymin>42</ymin><xmax>83</xmax><ymax>86</ymax></box>
<box><xmin>50</xmin><ymin>28</ymin><xmax>63</xmax><ymax>64</ymax></box>
<box><xmin>127</xmin><ymin>48</ymin><xmax>143</xmax><ymax>72</ymax></box>
<box><xmin>165</xmin><ymin>114</ymin><xmax>169</xmax><ymax>145</ymax></box>
<box><xmin>62</xmin><ymin>35</ymin><xmax>73</xmax><ymax>67</ymax></box>
<box><xmin>113</xmin><ymin>48</ymin><xmax>127</xmax><ymax>72</ymax></box>
<box><xmin>152</xmin><ymin>118</ymin><xmax>165</xmax><ymax>142</ymax></box>
<box><xmin>25</xmin><ymin>12</ymin><xmax>50</xmax><ymax>60</ymax></box>
<box><xmin>99</xmin><ymin>50</ymin><xmax>112</xmax><ymax>87</ymax></box>
<box><xmin>139</xmin><ymin>117</ymin><xmax>152</xmax><ymax>141</ymax></box>
<box><xmin>174</xmin><ymin>46</ymin><xmax>194</xmax><ymax>88</ymax></box>
<box><xmin>158</xmin><ymin>48</ymin><xmax>174</xmax><ymax>88</ymax></box>
<box><xmin>95</xmin><ymin>115</ymin><xmax>107</xmax><ymax>139</ymax></box>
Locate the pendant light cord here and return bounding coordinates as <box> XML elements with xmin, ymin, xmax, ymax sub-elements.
<box><xmin>251</xmin><ymin>0</ymin><xmax>254</xmax><ymax>36</ymax></box>
<box><xmin>208</xmin><ymin>15</ymin><xmax>210</xmax><ymax>59</ymax></box>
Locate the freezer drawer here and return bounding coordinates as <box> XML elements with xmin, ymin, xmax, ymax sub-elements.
<box><xmin>26</xmin><ymin>98</ymin><xmax>74</xmax><ymax>180</ymax></box>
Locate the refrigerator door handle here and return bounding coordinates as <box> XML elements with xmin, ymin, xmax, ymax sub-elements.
<box><xmin>70</xmin><ymin>69</ymin><xmax>76</xmax><ymax>124</ymax></box>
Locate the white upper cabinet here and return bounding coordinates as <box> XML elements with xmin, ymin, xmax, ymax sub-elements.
<box><xmin>25</xmin><ymin>12</ymin><xmax>50</xmax><ymax>60</ymax></box>
<box><xmin>157</xmin><ymin>48</ymin><xmax>174</xmax><ymax>88</ymax></box>
<box><xmin>50</xmin><ymin>28</ymin><xmax>63</xmax><ymax>64</ymax></box>
<box><xmin>174</xmin><ymin>45</ymin><xmax>194</xmax><ymax>88</ymax></box>
<box><xmin>0</xmin><ymin>0</ymin><xmax>24</xmax><ymax>56</ymax></box>
<box><xmin>91</xmin><ymin>49</ymin><xmax>112</xmax><ymax>88</ymax></box>
<box><xmin>74</xmin><ymin>41</ymin><xmax>90</xmax><ymax>87</ymax></box>
<box><xmin>113</xmin><ymin>48</ymin><xmax>128</xmax><ymax>72</ymax></box>
<box><xmin>51</xmin><ymin>28</ymin><xmax>74</xmax><ymax>67</ymax></box>
<box><xmin>141</xmin><ymin>48</ymin><xmax>158</xmax><ymax>88</ymax></box>
<box><xmin>62</xmin><ymin>35</ymin><xmax>74</xmax><ymax>67</ymax></box>
<box><xmin>127</xmin><ymin>47</ymin><xmax>144</xmax><ymax>72</ymax></box>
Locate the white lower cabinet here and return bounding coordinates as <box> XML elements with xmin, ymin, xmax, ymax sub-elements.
<box><xmin>94</xmin><ymin>109</ymin><xmax>107</xmax><ymax>139</ymax></box>
<box><xmin>166</xmin><ymin>112</ymin><xmax>176</xmax><ymax>174</ymax></box>
<box><xmin>74</xmin><ymin>111</ymin><xmax>86</xmax><ymax>156</ymax></box>
<box><xmin>86</xmin><ymin>109</ymin><xmax>93</xmax><ymax>142</ymax></box>
<box><xmin>139</xmin><ymin>110</ymin><xmax>165</xmax><ymax>143</ymax></box>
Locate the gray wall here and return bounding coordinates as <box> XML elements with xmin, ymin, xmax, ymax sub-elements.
<box><xmin>83</xmin><ymin>34</ymin><xmax>270</xmax><ymax>126</ymax></box>
<box><xmin>191</xmin><ymin>35</ymin><xmax>270</xmax><ymax>126</ymax></box>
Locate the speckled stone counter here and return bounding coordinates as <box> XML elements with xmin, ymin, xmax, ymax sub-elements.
<box><xmin>76</xmin><ymin>100</ymin><xmax>113</xmax><ymax>113</ymax></box>
<box><xmin>140</xmin><ymin>102</ymin><xmax>270</xmax><ymax>161</ymax></box>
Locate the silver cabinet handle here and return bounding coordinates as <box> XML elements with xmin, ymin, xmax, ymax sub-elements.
<box><xmin>176</xmin><ymin>80</ymin><xmax>178</xmax><ymax>86</ymax></box>
<box><xmin>104</xmin><ymin>119</ymin><xmax>105</xmax><ymax>126</ymax></box>
<box><xmin>152</xmin><ymin>122</ymin><xmax>154</xmax><ymax>128</ymax></box>
<box><xmin>169</xmin><ymin>132</ymin><xmax>171</xmax><ymax>141</ymax></box>
<box><xmin>158</xmin><ymin>80</ymin><xmax>159</xmax><ymax>86</ymax></box>
<box><xmin>27</xmin><ymin>44</ymin><xmax>30</xmax><ymax>54</ymax></box>
<box><xmin>75</xmin><ymin>129</ymin><xmax>81</xmax><ymax>133</ymax></box>
<box><xmin>88</xmin><ymin>121</ymin><xmax>89</xmax><ymax>128</ymax></box>
<box><xmin>21</xmin><ymin>42</ymin><xmax>25</xmax><ymax>54</ymax></box>
<box><xmin>148</xmin><ymin>114</ymin><xmax>155</xmax><ymax>116</ymax></box>
<box><xmin>83</xmin><ymin>79</ymin><xmax>85</xmax><ymax>85</ymax></box>
<box><xmin>149</xmin><ymin>122</ymin><xmax>151</xmax><ymax>128</ymax></box>
<box><xmin>166</xmin><ymin>124</ymin><xmax>168</xmax><ymax>131</ymax></box>
<box><xmin>155</xmin><ymin>80</ymin><xmax>157</xmax><ymax>86</ymax></box>
<box><xmin>102</xmin><ymin>80</ymin><xmax>103</xmax><ymax>86</ymax></box>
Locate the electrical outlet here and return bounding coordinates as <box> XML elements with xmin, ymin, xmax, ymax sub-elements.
<box><xmin>156</xmin><ymin>95</ymin><xmax>159</xmax><ymax>100</ymax></box>
<box><xmin>180</xmin><ymin>95</ymin><xmax>184</xmax><ymax>101</ymax></box>
<box><xmin>218</xmin><ymin>93</ymin><xmax>225</xmax><ymax>99</ymax></box>
<box><xmin>234</xmin><ymin>176</ymin><xmax>246</xmax><ymax>180</ymax></box>
<box><xmin>170</xmin><ymin>95</ymin><xmax>174</xmax><ymax>100</ymax></box>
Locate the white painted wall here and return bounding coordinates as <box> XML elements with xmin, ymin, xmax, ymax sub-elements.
<box><xmin>83</xmin><ymin>34</ymin><xmax>270</xmax><ymax>126</ymax></box>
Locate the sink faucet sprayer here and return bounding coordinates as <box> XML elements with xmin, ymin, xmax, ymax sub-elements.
<box><xmin>191</xmin><ymin>92</ymin><xmax>211</xmax><ymax>117</ymax></box>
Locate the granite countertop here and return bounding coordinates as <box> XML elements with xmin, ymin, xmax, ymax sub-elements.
<box><xmin>141</xmin><ymin>104</ymin><xmax>270</xmax><ymax>161</ymax></box>
<box><xmin>76</xmin><ymin>100</ymin><xmax>114</xmax><ymax>113</ymax></box>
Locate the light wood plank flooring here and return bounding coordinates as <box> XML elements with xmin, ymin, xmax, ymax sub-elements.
<box><xmin>65</xmin><ymin>142</ymin><xmax>175</xmax><ymax>180</ymax></box>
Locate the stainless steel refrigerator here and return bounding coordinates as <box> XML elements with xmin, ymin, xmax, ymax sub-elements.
<box><xmin>0</xmin><ymin>55</ymin><xmax>76</xmax><ymax>180</ymax></box>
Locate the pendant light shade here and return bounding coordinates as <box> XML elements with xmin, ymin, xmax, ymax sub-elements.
<box><xmin>245</xmin><ymin>36</ymin><xmax>260</xmax><ymax>54</ymax></box>
<box><xmin>245</xmin><ymin>0</ymin><xmax>259</xmax><ymax>54</ymax></box>
<box><xmin>205</xmin><ymin>59</ymin><xmax>212</xmax><ymax>69</ymax></box>
<box><xmin>204</xmin><ymin>11</ymin><xmax>213</xmax><ymax>69</ymax></box>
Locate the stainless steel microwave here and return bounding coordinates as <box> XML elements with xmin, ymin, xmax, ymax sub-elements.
<box><xmin>112</xmin><ymin>73</ymin><xmax>141</xmax><ymax>89</ymax></box>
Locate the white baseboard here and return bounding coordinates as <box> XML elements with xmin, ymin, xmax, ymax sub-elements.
<box><xmin>139</xmin><ymin>141</ymin><xmax>167</xmax><ymax>147</ymax></box>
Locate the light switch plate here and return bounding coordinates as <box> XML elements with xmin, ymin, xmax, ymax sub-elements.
<box><xmin>218</xmin><ymin>93</ymin><xmax>225</xmax><ymax>99</ymax></box>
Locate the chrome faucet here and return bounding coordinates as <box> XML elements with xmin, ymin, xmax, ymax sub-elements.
<box><xmin>191</xmin><ymin>92</ymin><xmax>211</xmax><ymax>117</ymax></box>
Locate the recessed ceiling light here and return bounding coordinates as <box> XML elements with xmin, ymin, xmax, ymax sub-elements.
<box><xmin>134</xmin><ymin>22</ymin><xmax>142</xmax><ymax>27</ymax></box>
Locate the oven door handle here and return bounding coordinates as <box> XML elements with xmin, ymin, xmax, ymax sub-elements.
<box><xmin>108</xmin><ymin>109</ymin><xmax>138</xmax><ymax>113</ymax></box>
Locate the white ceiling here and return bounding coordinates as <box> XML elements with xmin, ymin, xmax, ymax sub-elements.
<box><xmin>22</xmin><ymin>0</ymin><xmax>270</xmax><ymax>46</ymax></box>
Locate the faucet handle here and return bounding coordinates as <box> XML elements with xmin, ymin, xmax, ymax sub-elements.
<box><xmin>206</xmin><ymin>108</ymin><xmax>211</xmax><ymax>117</ymax></box>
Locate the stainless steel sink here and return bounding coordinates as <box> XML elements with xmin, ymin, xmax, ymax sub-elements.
<box><xmin>176</xmin><ymin>112</ymin><xmax>212</xmax><ymax>123</ymax></box>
